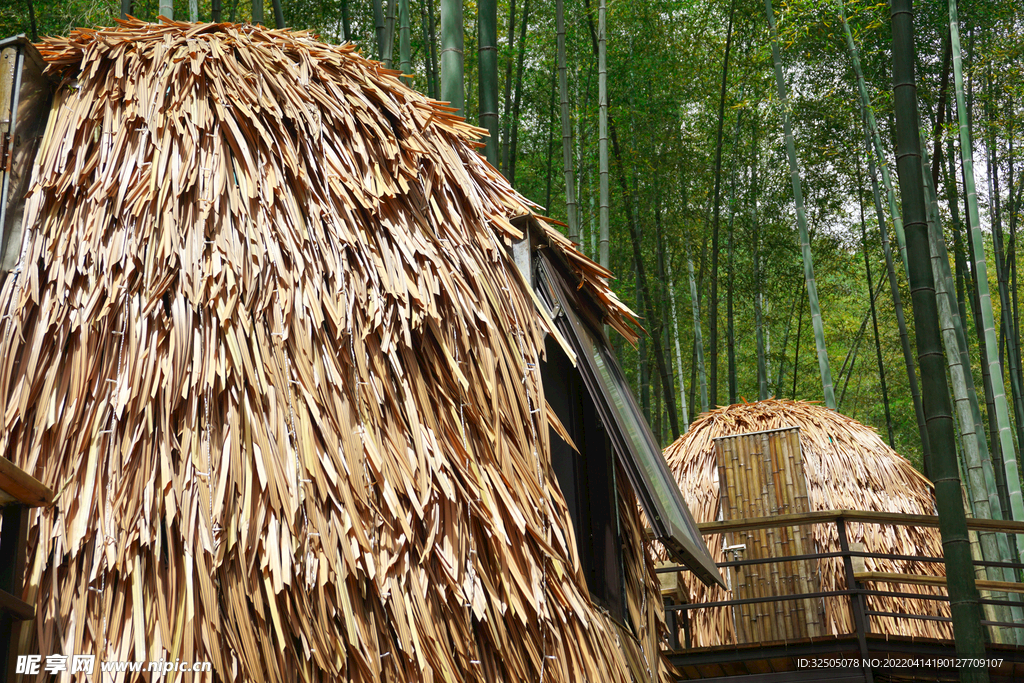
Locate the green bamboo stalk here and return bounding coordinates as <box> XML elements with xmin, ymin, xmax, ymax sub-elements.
<box><xmin>921</xmin><ymin>140</ymin><xmax>1021</xmax><ymax>642</ymax></box>
<box><xmin>766</xmin><ymin>0</ymin><xmax>836</xmax><ymax>410</ymax></box>
<box><xmin>384</xmin><ymin>0</ymin><xmax>397</xmax><ymax>68</ymax></box>
<box><xmin>842</xmin><ymin>0</ymin><xmax>929</xmax><ymax>460</ymax></box>
<box><xmin>984</xmin><ymin>97</ymin><xmax>1024</xmax><ymax>466</ymax></box>
<box><xmin>211</xmin><ymin>0</ymin><xmax>221</xmax><ymax>22</ymax></box>
<box><xmin>556</xmin><ymin>0</ymin><xmax>579</xmax><ymax>240</ymax></box>
<box><xmin>949</xmin><ymin>0</ymin><xmax>1024</xmax><ymax>543</ymax></box>
<box><xmin>399</xmin><ymin>0</ymin><xmax>411</xmax><ymax>84</ymax></box>
<box><xmin>752</xmin><ymin>152</ymin><xmax>768</xmax><ymax>402</ymax></box>
<box><xmin>891</xmin><ymin>0</ymin><xmax>989</xmax><ymax>674</ymax></box>
<box><xmin>477</xmin><ymin>0</ymin><xmax>499</xmax><ymax>166</ymax></box>
<box><xmin>440</xmin><ymin>0</ymin><xmax>465</xmax><ymax>116</ymax></box>
<box><xmin>597</xmin><ymin>0</ymin><xmax>609</xmax><ymax>269</ymax></box>
<box><xmin>840</xmin><ymin>5</ymin><xmax>909</xmax><ymax>280</ymax></box>
<box><xmin>709</xmin><ymin>0</ymin><xmax>737</xmax><ymax>409</ymax></box>
<box><xmin>272</xmin><ymin>0</ymin><xmax>283</xmax><ymax>28</ymax></box>
<box><xmin>668</xmin><ymin>254</ymin><xmax>690</xmax><ymax>429</ymax></box>
<box><xmin>340</xmin><ymin>0</ymin><xmax>351</xmax><ymax>42</ymax></box>
<box><xmin>190</xmin><ymin>0</ymin><xmax>199</xmax><ymax>22</ymax></box>
<box><xmin>687</xmin><ymin>252</ymin><xmax>709</xmax><ymax>414</ymax></box>
<box><xmin>160</xmin><ymin>0</ymin><xmax>173</xmax><ymax>19</ymax></box>
<box><xmin>373</xmin><ymin>0</ymin><xmax>385</xmax><ymax>60</ymax></box>
<box><xmin>506</xmin><ymin>0</ymin><xmax>531</xmax><ymax>186</ymax></box>
<box><xmin>857</xmin><ymin>171</ymin><xmax>893</xmax><ymax>446</ymax></box>
<box><xmin>861</xmin><ymin>111</ymin><xmax>931</xmax><ymax>463</ymax></box>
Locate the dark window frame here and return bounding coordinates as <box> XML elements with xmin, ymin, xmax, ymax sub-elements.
<box><xmin>536</xmin><ymin>251</ymin><xmax>724</xmax><ymax>589</ymax></box>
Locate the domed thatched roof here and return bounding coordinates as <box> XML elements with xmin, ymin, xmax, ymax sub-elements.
<box><xmin>0</xmin><ymin>19</ymin><xmax>663</xmax><ymax>682</ymax></box>
<box><xmin>663</xmin><ymin>400</ymin><xmax>951</xmax><ymax>645</ymax></box>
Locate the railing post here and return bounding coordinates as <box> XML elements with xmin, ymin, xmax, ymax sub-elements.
<box><xmin>837</xmin><ymin>515</ymin><xmax>874</xmax><ymax>683</ymax></box>
<box><xmin>682</xmin><ymin>602</ymin><xmax>692</xmax><ymax>650</ymax></box>
<box><xmin>664</xmin><ymin>596</ymin><xmax>680</xmax><ymax>651</ymax></box>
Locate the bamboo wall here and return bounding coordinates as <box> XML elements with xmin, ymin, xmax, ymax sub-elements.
<box><xmin>714</xmin><ymin>427</ymin><xmax>825</xmax><ymax>643</ymax></box>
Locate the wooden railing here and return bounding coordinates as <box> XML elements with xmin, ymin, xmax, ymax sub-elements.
<box><xmin>658</xmin><ymin>509</ymin><xmax>1024</xmax><ymax>659</ymax></box>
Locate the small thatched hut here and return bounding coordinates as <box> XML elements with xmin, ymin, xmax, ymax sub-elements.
<box><xmin>0</xmin><ymin>19</ymin><xmax>719</xmax><ymax>683</ymax></box>
<box><xmin>663</xmin><ymin>400</ymin><xmax>951</xmax><ymax>647</ymax></box>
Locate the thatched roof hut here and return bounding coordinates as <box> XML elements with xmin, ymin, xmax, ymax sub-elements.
<box><xmin>663</xmin><ymin>400</ymin><xmax>951</xmax><ymax>646</ymax></box>
<box><xmin>0</xmin><ymin>19</ymin><xmax>716</xmax><ymax>682</ymax></box>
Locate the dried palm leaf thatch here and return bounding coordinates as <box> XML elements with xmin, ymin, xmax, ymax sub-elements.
<box><xmin>663</xmin><ymin>400</ymin><xmax>950</xmax><ymax>646</ymax></box>
<box><xmin>0</xmin><ymin>18</ymin><xmax>664</xmax><ymax>682</ymax></box>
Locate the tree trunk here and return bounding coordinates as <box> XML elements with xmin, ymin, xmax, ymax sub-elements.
<box><xmin>668</xmin><ymin>253</ymin><xmax>690</xmax><ymax>428</ymax></box>
<box><xmin>860</xmin><ymin>103</ymin><xmax>931</xmax><ymax>467</ymax></box>
<box><xmin>211</xmin><ymin>0</ymin><xmax>221</xmax><ymax>22</ymax></box>
<box><xmin>440</xmin><ymin>0</ymin><xmax>465</xmax><ymax>116</ymax></box>
<box><xmin>752</xmin><ymin>148</ymin><xmax>768</xmax><ymax>401</ymax></box>
<box><xmin>500</xmin><ymin>0</ymin><xmax>517</xmax><ymax>175</ymax></box>
<box><xmin>768</xmin><ymin>0</ymin><xmax>836</xmax><ymax>409</ymax></box>
<box><xmin>544</xmin><ymin>68</ymin><xmax>557</xmax><ymax>211</ymax></box>
<box><xmin>858</xmin><ymin>168</ymin><xmax>894</xmax><ymax>446</ymax></box>
<box><xmin>984</xmin><ymin>78</ymin><xmax>1024</xmax><ymax>469</ymax></box>
<box><xmin>507</xmin><ymin>0</ymin><xmax>530</xmax><ymax>186</ymax></box>
<box><xmin>638</xmin><ymin>275</ymin><xmax>651</xmax><ymax>422</ymax></box>
<box><xmin>28</xmin><ymin>0</ymin><xmax>39</xmax><ymax>38</ymax></box>
<box><xmin>840</xmin><ymin>5</ymin><xmax>910</xmax><ymax>280</ymax></box>
<box><xmin>892</xmin><ymin>0</ymin><xmax>989</xmax><ymax>671</ymax></box>
<box><xmin>478</xmin><ymin>0</ymin><xmax>499</xmax><ymax>166</ymax></box>
<box><xmin>383</xmin><ymin>0</ymin><xmax>397</xmax><ymax>67</ymax></box>
<box><xmin>726</xmin><ymin>110</ymin><xmax>742</xmax><ymax>405</ymax></box>
<box><xmin>373</xmin><ymin>0</ymin><xmax>386</xmax><ymax>60</ymax></box>
<box><xmin>775</xmin><ymin>285</ymin><xmax>800</xmax><ymax>397</ymax></box>
<box><xmin>399</xmin><ymin>0</ymin><xmax>411</xmax><ymax>83</ymax></box>
<box><xmin>655</xmin><ymin>185</ymin><xmax>682</xmax><ymax>431</ymax></box>
<box><xmin>610</xmin><ymin>126</ymin><xmax>679</xmax><ymax>436</ymax></box>
<box><xmin>791</xmin><ymin>294</ymin><xmax>804</xmax><ymax>399</ymax></box>
<box><xmin>950</xmin><ymin>0</ymin><xmax>1024</xmax><ymax>539</ymax></box>
<box><xmin>923</xmin><ymin>138</ymin><xmax>1023</xmax><ymax>639</ymax></box>
<box><xmin>597</xmin><ymin>0</ymin><xmax>609</xmax><ymax>269</ymax></box>
<box><xmin>556</xmin><ymin>0</ymin><xmax>579</xmax><ymax>240</ymax></box>
<box><xmin>424</xmin><ymin>0</ymin><xmax>440</xmax><ymax>98</ymax></box>
<box><xmin>687</xmin><ymin>252</ymin><xmax>709</xmax><ymax>414</ymax></box>
<box><xmin>161</xmin><ymin>0</ymin><xmax>174</xmax><ymax>20</ymax></box>
<box><xmin>271</xmin><ymin>0</ymin><xmax>284</xmax><ymax>27</ymax></box>
<box><xmin>709</xmin><ymin>0</ymin><xmax>737</xmax><ymax>409</ymax></box>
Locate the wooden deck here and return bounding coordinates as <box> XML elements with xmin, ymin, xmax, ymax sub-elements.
<box><xmin>660</xmin><ymin>510</ymin><xmax>1024</xmax><ymax>682</ymax></box>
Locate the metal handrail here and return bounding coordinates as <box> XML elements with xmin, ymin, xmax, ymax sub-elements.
<box><xmin>658</xmin><ymin>509</ymin><xmax>1024</xmax><ymax>656</ymax></box>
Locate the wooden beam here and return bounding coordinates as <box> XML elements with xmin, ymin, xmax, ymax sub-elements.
<box><xmin>855</xmin><ymin>571</ymin><xmax>1024</xmax><ymax>595</ymax></box>
<box><xmin>0</xmin><ymin>588</ymin><xmax>33</xmax><ymax>621</ymax></box>
<box><xmin>0</xmin><ymin>457</ymin><xmax>53</xmax><ymax>508</ymax></box>
<box><xmin>696</xmin><ymin>509</ymin><xmax>1024</xmax><ymax>535</ymax></box>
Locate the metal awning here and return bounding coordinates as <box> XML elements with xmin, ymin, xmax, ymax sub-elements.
<box><xmin>536</xmin><ymin>250</ymin><xmax>725</xmax><ymax>588</ymax></box>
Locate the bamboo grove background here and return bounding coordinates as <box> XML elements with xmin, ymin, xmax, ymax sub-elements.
<box><xmin>4</xmin><ymin>0</ymin><xmax>1024</xmax><ymax>480</ymax></box>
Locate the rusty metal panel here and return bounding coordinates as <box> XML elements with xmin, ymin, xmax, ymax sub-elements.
<box><xmin>714</xmin><ymin>426</ymin><xmax>825</xmax><ymax>644</ymax></box>
<box><xmin>0</xmin><ymin>36</ymin><xmax>52</xmax><ymax>275</ymax></box>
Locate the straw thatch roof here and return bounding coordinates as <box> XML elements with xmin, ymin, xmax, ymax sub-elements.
<box><xmin>0</xmin><ymin>19</ymin><xmax>669</xmax><ymax>682</ymax></box>
<box><xmin>663</xmin><ymin>400</ymin><xmax>951</xmax><ymax>646</ymax></box>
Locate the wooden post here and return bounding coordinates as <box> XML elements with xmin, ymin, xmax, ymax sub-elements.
<box><xmin>837</xmin><ymin>515</ymin><xmax>874</xmax><ymax>683</ymax></box>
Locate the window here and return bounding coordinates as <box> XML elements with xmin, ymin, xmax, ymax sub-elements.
<box><xmin>541</xmin><ymin>329</ymin><xmax>625</xmax><ymax>618</ymax></box>
<box><xmin>536</xmin><ymin>251</ymin><xmax>724</xmax><ymax>589</ymax></box>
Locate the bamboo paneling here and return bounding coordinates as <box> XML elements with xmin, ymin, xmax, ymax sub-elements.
<box><xmin>714</xmin><ymin>427</ymin><xmax>824</xmax><ymax>643</ymax></box>
<box><xmin>663</xmin><ymin>400</ymin><xmax>952</xmax><ymax>647</ymax></box>
<box><xmin>0</xmin><ymin>19</ymin><xmax>666</xmax><ymax>683</ymax></box>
